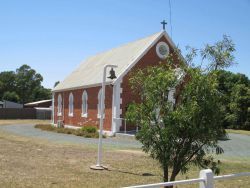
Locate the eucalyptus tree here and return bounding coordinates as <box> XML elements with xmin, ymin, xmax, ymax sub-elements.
<box><xmin>125</xmin><ymin>36</ymin><xmax>235</xmax><ymax>185</ymax></box>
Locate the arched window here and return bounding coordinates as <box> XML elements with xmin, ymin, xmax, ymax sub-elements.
<box><xmin>57</xmin><ymin>94</ymin><xmax>62</xmax><ymax>116</ymax></box>
<box><xmin>97</xmin><ymin>89</ymin><xmax>105</xmax><ymax>118</ymax></box>
<box><xmin>174</xmin><ymin>68</ymin><xmax>185</xmax><ymax>83</ymax></box>
<box><xmin>81</xmin><ymin>90</ymin><xmax>88</xmax><ymax>117</ymax></box>
<box><xmin>168</xmin><ymin>88</ymin><xmax>176</xmax><ymax>104</ymax></box>
<box><xmin>68</xmin><ymin>92</ymin><xmax>74</xmax><ymax>117</ymax></box>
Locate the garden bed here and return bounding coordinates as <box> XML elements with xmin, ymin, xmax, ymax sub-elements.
<box><xmin>34</xmin><ymin>124</ymin><xmax>102</xmax><ymax>138</ymax></box>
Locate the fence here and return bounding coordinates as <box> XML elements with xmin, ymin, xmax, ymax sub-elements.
<box><xmin>123</xmin><ymin>169</ymin><xmax>250</xmax><ymax>188</ymax></box>
<box><xmin>0</xmin><ymin>108</ymin><xmax>51</xmax><ymax>120</ymax></box>
<box><xmin>36</xmin><ymin>108</ymin><xmax>51</xmax><ymax>120</ymax></box>
<box><xmin>0</xmin><ymin>108</ymin><xmax>36</xmax><ymax>119</ymax></box>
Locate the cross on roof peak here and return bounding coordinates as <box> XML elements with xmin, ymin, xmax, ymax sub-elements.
<box><xmin>161</xmin><ymin>20</ymin><xmax>167</xmax><ymax>30</ymax></box>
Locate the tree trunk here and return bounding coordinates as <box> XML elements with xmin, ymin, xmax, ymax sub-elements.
<box><xmin>163</xmin><ymin>166</ymin><xmax>172</xmax><ymax>188</ymax></box>
<box><xmin>163</xmin><ymin>165</ymin><xmax>168</xmax><ymax>182</ymax></box>
<box><xmin>170</xmin><ymin>173</ymin><xmax>177</xmax><ymax>182</ymax></box>
<box><xmin>169</xmin><ymin>169</ymin><xmax>178</xmax><ymax>187</ymax></box>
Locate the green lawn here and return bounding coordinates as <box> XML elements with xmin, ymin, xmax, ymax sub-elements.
<box><xmin>226</xmin><ymin>129</ymin><xmax>250</xmax><ymax>136</ymax></box>
<box><xmin>0</xmin><ymin>128</ymin><xmax>249</xmax><ymax>188</ymax></box>
<box><xmin>0</xmin><ymin>121</ymin><xmax>249</xmax><ymax>187</ymax></box>
<box><xmin>0</xmin><ymin>119</ymin><xmax>50</xmax><ymax>126</ymax></box>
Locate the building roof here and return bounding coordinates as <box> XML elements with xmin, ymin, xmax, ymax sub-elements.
<box><xmin>25</xmin><ymin>99</ymin><xmax>52</xmax><ymax>106</ymax></box>
<box><xmin>53</xmin><ymin>30</ymin><xmax>176</xmax><ymax>92</ymax></box>
<box><xmin>35</xmin><ymin>107</ymin><xmax>52</xmax><ymax>111</ymax></box>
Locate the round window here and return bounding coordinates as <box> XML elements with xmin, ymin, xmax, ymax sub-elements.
<box><xmin>156</xmin><ymin>42</ymin><xmax>169</xmax><ymax>59</ymax></box>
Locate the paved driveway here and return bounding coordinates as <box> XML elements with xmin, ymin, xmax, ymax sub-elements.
<box><xmin>1</xmin><ymin>124</ymin><xmax>250</xmax><ymax>159</ymax></box>
<box><xmin>0</xmin><ymin>124</ymin><xmax>141</xmax><ymax>149</ymax></box>
<box><xmin>218</xmin><ymin>133</ymin><xmax>250</xmax><ymax>160</ymax></box>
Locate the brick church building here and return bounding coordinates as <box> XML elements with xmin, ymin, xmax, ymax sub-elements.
<box><xmin>52</xmin><ymin>30</ymin><xmax>182</xmax><ymax>135</ymax></box>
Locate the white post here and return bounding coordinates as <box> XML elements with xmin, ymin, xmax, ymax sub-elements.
<box><xmin>111</xmin><ymin>79</ymin><xmax>122</xmax><ymax>134</ymax></box>
<box><xmin>91</xmin><ymin>64</ymin><xmax>117</xmax><ymax>170</ymax></box>
<box><xmin>51</xmin><ymin>92</ymin><xmax>54</xmax><ymax>125</ymax></box>
<box><xmin>124</xmin><ymin>119</ymin><xmax>127</xmax><ymax>134</ymax></box>
<box><xmin>199</xmin><ymin>169</ymin><xmax>214</xmax><ymax>188</ymax></box>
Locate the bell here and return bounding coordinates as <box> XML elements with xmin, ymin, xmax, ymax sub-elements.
<box><xmin>107</xmin><ymin>68</ymin><xmax>117</xmax><ymax>80</ymax></box>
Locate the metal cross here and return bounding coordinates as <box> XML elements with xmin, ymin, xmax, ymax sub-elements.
<box><xmin>161</xmin><ymin>20</ymin><xmax>167</xmax><ymax>30</ymax></box>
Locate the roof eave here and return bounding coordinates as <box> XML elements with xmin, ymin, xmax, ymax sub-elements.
<box><xmin>52</xmin><ymin>81</ymin><xmax>113</xmax><ymax>93</ymax></box>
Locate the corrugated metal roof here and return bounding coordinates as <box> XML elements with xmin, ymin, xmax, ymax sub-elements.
<box><xmin>53</xmin><ymin>31</ymin><xmax>165</xmax><ymax>92</ymax></box>
<box><xmin>25</xmin><ymin>99</ymin><xmax>52</xmax><ymax>106</ymax></box>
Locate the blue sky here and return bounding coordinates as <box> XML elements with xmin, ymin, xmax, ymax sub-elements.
<box><xmin>0</xmin><ymin>0</ymin><xmax>249</xmax><ymax>88</ymax></box>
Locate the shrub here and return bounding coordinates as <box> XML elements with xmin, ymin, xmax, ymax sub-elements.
<box><xmin>84</xmin><ymin>132</ymin><xmax>99</xmax><ymax>138</ymax></box>
<box><xmin>34</xmin><ymin>124</ymin><xmax>102</xmax><ymax>138</ymax></box>
<box><xmin>65</xmin><ymin>128</ymin><xmax>74</xmax><ymax>134</ymax></box>
<box><xmin>35</xmin><ymin>124</ymin><xmax>55</xmax><ymax>131</ymax></box>
<box><xmin>56</xmin><ymin>128</ymin><xmax>67</xmax><ymax>134</ymax></box>
<box><xmin>81</xmin><ymin>125</ymin><xmax>97</xmax><ymax>133</ymax></box>
<box><xmin>75</xmin><ymin>129</ymin><xmax>85</xmax><ymax>136</ymax></box>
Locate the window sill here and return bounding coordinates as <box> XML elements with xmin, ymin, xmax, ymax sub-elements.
<box><xmin>57</xmin><ymin>113</ymin><xmax>62</xmax><ymax>116</ymax></box>
<box><xmin>81</xmin><ymin>113</ymin><xmax>88</xmax><ymax>118</ymax></box>
<box><xmin>68</xmin><ymin>113</ymin><xmax>74</xmax><ymax>117</ymax></box>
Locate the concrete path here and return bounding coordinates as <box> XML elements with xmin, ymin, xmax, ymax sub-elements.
<box><xmin>1</xmin><ymin>124</ymin><xmax>250</xmax><ymax>159</ymax></box>
<box><xmin>0</xmin><ymin>124</ymin><xmax>141</xmax><ymax>149</ymax></box>
<box><xmin>218</xmin><ymin>133</ymin><xmax>250</xmax><ymax>160</ymax></box>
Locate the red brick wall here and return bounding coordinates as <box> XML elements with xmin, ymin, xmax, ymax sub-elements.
<box><xmin>54</xmin><ymin>86</ymin><xmax>113</xmax><ymax>131</ymax></box>
<box><xmin>120</xmin><ymin>36</ymin><xmax>180</xmax><ymax>130</ymax></box>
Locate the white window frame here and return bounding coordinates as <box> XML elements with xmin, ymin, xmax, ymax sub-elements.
<box><xmin>81</xmin><ymin>90</ymin><xmax>88</xmax><ymax>118</ymax></box>
<box><xmin>97</xmin><ymin>89</ymin><xmax>105</xmax><ymax>118</ymax></box>
<box><xmin>168</xmin><ymin>88</ymin><xmax>176</xmax><ymax>104</ymax></box>
<box><xmin>175</xmin><ymin>68</ymin><xmax>186</xmax><ymax>83</ymax></box>
<box><xmin>57</xmin><ymin>94</ymin><xmax>62</xmax><ymax>116</ymax></box>
<box><xmin>152</xmin><ymin>88</ymin><xmax>176</xmax><ymax>125</ymax></box>
<box><xmin>68</xmin><ymin>92</ymin><xmax>74</xmax><ymax>117</ymax></box>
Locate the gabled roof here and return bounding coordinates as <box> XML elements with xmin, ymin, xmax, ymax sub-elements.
<box><xmin>53</xmin><ymin>30</ymin><xmax>176</xmax><ymax>92</ymax></box>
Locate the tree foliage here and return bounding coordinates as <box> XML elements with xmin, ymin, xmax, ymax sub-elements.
<box><xmin>217</xmin><ymin>70</ymin><xmax>250</xmax><ymax>130</ymax></box>
<box><xmin>0</xmin><ymin>71</ymin><xmax>16</xmax><ymax>99</ymax></box>
<box><xmin>126</xmin><ymin>64</ymin><xmax>224</xmax><ymax>183</ymax></box>
<box><xmin>0</xmin><ymin>64</ymin><xmax>51</xmax><ymax>104</ymax></box>
<box><xmin>201</xmin><ymin>35</ymin><xmax>235</xmax><ymax>70</ymax></box>
<box><xmin>54</xmin><ymin>81</ymin><xmax>60</xmax><ymax>88</ymax></box>
<box><xmin>2</xmin><ymin>91</ymin><xmax>20</xmax><ymax>103</ymax></box>
<box><xmin>125</xmin><ymin>36</ymin><xmax>236</xmax><ymax>184</ymax></box>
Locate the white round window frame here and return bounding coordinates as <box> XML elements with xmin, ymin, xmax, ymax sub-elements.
<box><xmin>156</xmin><ymin>42</ymin><xmax>170</xmax><ymax>59</ymax></box>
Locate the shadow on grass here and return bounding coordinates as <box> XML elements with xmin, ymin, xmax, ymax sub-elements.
<box><xmin>219</xmin><ymin>135</ymin><xmax>231</xmax><ymax>141</ymax></box>
<box><xmin>107</xmin><ymin>168</ymin><xmax>157</xmax><ymax>177</ymax></box>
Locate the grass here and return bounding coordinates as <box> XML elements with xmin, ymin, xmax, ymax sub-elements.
<box><xmin>226</xmin><ymin>129</ymin><xmax>250</xmax><ymax>136</ymax></box>
<box><xmin>0</xmin><ymin>119</ymin><xmax>50</xmax><ymax>126</ymax></box>
<box><xmin>35</xmin><ymin>124</ymin><xmax>100</xmax><ymax>138</ymax></box>
<box><xmin>0</xmin><ymin>128</ymin><xmax>249</xmax><ymax>188</ymax></box>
